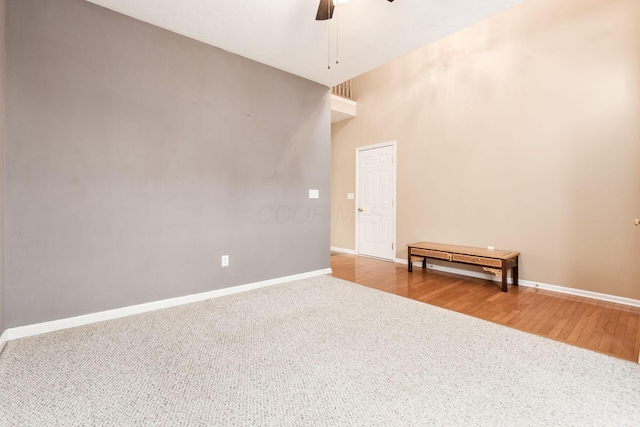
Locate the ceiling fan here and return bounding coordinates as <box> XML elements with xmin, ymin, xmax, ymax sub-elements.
<box><xmin>316</xmin><ymin>0</ymin><xmax>395</xmax><ymax>21</ymax></box>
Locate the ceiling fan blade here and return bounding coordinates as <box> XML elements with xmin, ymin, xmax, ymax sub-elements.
<box><xmin>316</xmin><ymin>0</ymin><xmax>335</xmax><ymax>21</ymax></box>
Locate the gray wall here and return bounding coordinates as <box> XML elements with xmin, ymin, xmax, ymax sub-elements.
<box><xmin>0</xmin><ymin>0</ymin><xmax>5</xmax><ymax>336</ymax></box>
<box><xmin>5</xmin><ymin>0</ymin><xmax>330</xmax><ymax>328</ymax></box>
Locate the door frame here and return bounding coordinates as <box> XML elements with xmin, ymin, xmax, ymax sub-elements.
<box><xmin>355</xmin><ymin>141</ymin><xmax>397</xmax><ymax>261</ymax></box>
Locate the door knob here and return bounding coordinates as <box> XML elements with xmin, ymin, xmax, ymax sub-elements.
<box><xmin>358</xmin><ymin>208</ymin><xmax>363</xmax><ymax>212</ymax></box>
<box><xmin>636</xmin><ymin>219</ymin><xmax>639</xmax><ymax>226</ymax></box>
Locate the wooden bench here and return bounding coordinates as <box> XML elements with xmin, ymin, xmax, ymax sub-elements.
<box><xmin>406</xmin><ymin>242</ymin><xmax>520</xmax><ymax>292</ymax></box>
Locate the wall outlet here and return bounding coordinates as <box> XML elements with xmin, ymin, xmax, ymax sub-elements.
<box><xmin>221</xmin><ymin>255</ymin><xmax>229</xmax><ymax>267</ymax></box>
<box><xmin>347</xmin><ymin>193</ymin><xmax>354</xmax><ymax>200</ymax></box>
<box><xmin>309</xmin><ymin>189</ymin><xmax>319</xmax><ymax>199</ymax></box>
<box><xmin>487</xmin><ymin>246</ymin><xmax>494</xmax><ymax>251</ymax></box>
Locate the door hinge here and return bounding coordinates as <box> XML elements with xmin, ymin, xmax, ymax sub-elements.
<box><xmin>392</xmin><ymin>243</ymin><xmax>394</xmax><ymax>250</ymax></box>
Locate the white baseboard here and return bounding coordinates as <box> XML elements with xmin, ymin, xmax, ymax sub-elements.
<box><xmin>395</xmin><ymin>258</ymin><xmax>640</xmax><ymax>309</ymax></box>
<box><xmin>517</xmin><ymin>279</ymin><xmax>640</xmax><ymax>308</ymax></box>
<box><xmin>330</xmin><ymin>246</ymin><xmax>357</xmax><ymax>255</ymax></box>
<box><xmin>7</xmin><ymin>268</ymin><xmax>333</xmax><ymax>342</ymax></box>
<box><xmin>0</xmin><ymin>329</ymin><xmax>7</xmax><ymax>355</ymax></box>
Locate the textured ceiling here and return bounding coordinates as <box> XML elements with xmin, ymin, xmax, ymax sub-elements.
<box><xmin>85</xmin><ymin>0</ymin><xmax>524</xmax><ymax>87</ymax></box>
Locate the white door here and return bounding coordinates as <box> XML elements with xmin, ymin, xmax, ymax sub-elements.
<box><xmin>356</xmin><ymin>143</ymin><xmax>395</xmax><ymax>260</ymax></box>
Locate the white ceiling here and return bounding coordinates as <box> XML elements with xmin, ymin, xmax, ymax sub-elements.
<box><xmin>85</xmin><ymin>0</ymin><xmax>524</xmax><ymax>88</ymax></box>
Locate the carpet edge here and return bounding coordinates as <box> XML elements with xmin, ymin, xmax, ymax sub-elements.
<box><xmin>6</xmin><ymin>268</ymin><xmax>333</xmax><ymax>341</ymax></box>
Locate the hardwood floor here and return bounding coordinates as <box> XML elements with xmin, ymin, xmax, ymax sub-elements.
<box><xmin>330</xmin><ymin>254</ymin><xmax>640</xmax><ymax>363</ymax></box>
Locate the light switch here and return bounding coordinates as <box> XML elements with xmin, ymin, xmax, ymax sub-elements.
<box><xmin>309</xmin><ymin>189</ymin><xmax>319</xmax><ymax>199</ymax></box>
<box><xmin>347</xmin><ymin>193</ymin><xmax>354</xmax><ymax>200</ymax></box>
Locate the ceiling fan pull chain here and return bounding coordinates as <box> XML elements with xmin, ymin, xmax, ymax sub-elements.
<box><xmin>327</xmin><ymin>25</ymin><xmax>331</xmax><ymax>69</ymax></box>
<box><xmin>336</xmin><ymin>8</ymin><xmax>339</xmax><ymax>64</ymax></box>
<box><xmin>327</xmin><ymin>0</ymin><xmax>331</xmax><ymax>69</ymax></box>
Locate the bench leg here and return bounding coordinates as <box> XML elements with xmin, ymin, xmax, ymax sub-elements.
<box><xmin>513</xmin><ymin>256</ymin><xmax>519</xmax><ymax>286</ymax></box>
<box><xmin>501</xmin><ymin>264</ymin><xmax>508</xmax><ymax>292</ymax></box>
<box><xmin>422</xmin><ymin>257</ymin><xmax>427</xmax><ymax>269</ymax></box>
<box><xmin>408</xmin><ymin>255</ymin><xmax>413</xmax><ymax>272</ymax></box>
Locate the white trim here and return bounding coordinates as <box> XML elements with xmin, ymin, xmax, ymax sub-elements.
<box><xmin>395</xmin><ymin>258</ymin><xmax>640</xmax><ymax>309</ymax></box>
<box><xmin>330</xmin><ymin>246</ymin><xmax>356</xmax><ymax>255</ymax></box>
<box><xmin>330</xmin><ymin>94</ymin><xmax>357</xmax><ymax>124</ymax></box>
<box><xmin>355</xmin><ymin>141</ymin><xmax>397</xmax><ymax>261</ymax></box>
<box><xmin>330</xmin><ymin>94</ymin><xmax>357</xmax><ymax>107</ymax></box>
<box><xmin>518</xmin><ymin>279</ymin><xmax>640</xmax><ymax>308</ymax></box>
<box><xmin>0</xmin><ymin>329</ymin><xmax>7</xmax><ymax>355</ymax></box>
<box><xmin>6</xmin><ymin>268</ymin><xmax>333</xmax><ymax>341</ymax></box>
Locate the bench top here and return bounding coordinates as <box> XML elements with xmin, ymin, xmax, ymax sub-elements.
<box><xmin>407</xmin><ymin>242</ymin><xmax>520</xmax><ymax>260</ymax></box>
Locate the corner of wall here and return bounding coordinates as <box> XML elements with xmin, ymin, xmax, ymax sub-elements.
<box><xmin>0</xmin><ymin>329</ymin><xmax>7</xmax><ymax>354</ymax></box>
<box><xmin>0</xmin><ymin>0</ymin><xmax>7</xmax><ymax>340</ymax></box>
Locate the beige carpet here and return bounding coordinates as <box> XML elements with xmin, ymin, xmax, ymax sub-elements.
<box><xmin>1</xmin><ymin>275</ymin><xmax>639</xmax><ymax>426</ymax></box>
